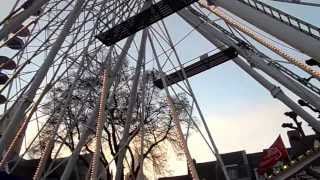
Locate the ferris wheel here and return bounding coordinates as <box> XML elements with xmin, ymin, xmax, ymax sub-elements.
<box><xmin>0</xmin><ymin>0</ymin><xmax>319</xmax><ymax>180</ymax></box>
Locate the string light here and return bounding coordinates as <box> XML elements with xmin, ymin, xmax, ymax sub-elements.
<box><xmin>0</xmin><ymin>119</ymin><xmax>28</xmax><ymax>169</ymax></box>
<box><xmin>306</xmin><ymin>149</ymin><xmax>313</xmax><ymax>155</ymax></box>
<box><xmin>198</xmin><ymin>0</ymin><xmax>320</xmax><ymax>79</ymax></box>
<box><xmin>90</xmin><ymin>70</ymin><xmax>108</xmax><ymax>180</ymax></box>
<box><xmin>297</xmin><ymin>154</ymin><xmax>305</xmax><ymax>160</ymax></box>
<box><xmin>282</xmin><ymin>165</ymin><xmax>288</xmax><ymax>170</ymax></box>
<box><xmin>290</xmin><ymin>160</ymin><xmax>296</xmax><ymax>165</ymax></box>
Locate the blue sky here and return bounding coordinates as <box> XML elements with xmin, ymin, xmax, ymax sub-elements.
<box><xmin>1</xmin><ymin>0</ymin><xmax>320</xmax><ymax>177</ymax></box>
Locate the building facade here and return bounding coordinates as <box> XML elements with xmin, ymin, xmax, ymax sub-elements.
<box><xmin>159</xmin><ymin>131</ymin><xmax>320</xmax><ymax>180</ymax></box>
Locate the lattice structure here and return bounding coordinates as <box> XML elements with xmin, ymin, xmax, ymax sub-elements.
<box><xmin>0</xmin><ymin>0</ymin><xmax>319</xmax><ymax>179</ymax></box>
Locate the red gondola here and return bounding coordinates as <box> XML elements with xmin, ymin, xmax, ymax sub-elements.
<box><xmin>306</xmin><ymin>59</ymin><xmax>320</xmax><ymax>67</ymax></box>
<box><xmin>21</xmin><ymin>0</ymin><xmax>42</xmax><ymax>16</ymax></box>
<box><xmin>15</xmin><ymin>25</ymin><xmax>31</xmax><ymax>37</ymax></box>
<box><xmin>0</xmin><ymin>95</ymin><xmax>7</xmax><ymax>104</ymax></box>
<box><xmin>21</xmin><ymin>0</ymin><xmax>35</xmax><ymax>9</ymax></box>
<box><xmin>0</xmin><ymin>56</ymin><xmax>17</xmax><ymax>70</ymax></box>
<box><xmin>32</xmin><ymin>8</ymin><xmax>44</xmax><ymax>16</ymax></box>
<box><xmin>6</xmin><ymin>36</ymin><xmax>24</xmax><ymax>50</ymax></box>
<box><xmin>0</xmin><ymin>72</ymin><xmax>9</xmax><ymax>84</ymax></box>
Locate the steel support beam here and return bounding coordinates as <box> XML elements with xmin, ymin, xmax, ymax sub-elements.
<box><xmin>179</xmin><ymin>8</ymin><xmax>320</xmax><ymax>109</ymax></box>
<box><xmin>149</xmin><ymin>31</ymin><xmax>201</xmax><ymax>180</ymax></box>
<box><xmin>153</xmin><ymin>47</ymin><xmax>238</xmax><ymax>89</ymax></box>
<box><xmin>214</xmin><ymin>0</ymin><xmax>320</xmax><ymax>62</ymax></box>
<box><xmin>97</xmin><ymin>0</ymin><xmax>197</xmax><ymax>46</ymax></box>
<box><xmin>179</xmin><ymin>8</ymin><xmax>320</xmax><ymax>132</ymax></box>
<box><xmin>157</xmin><ymin>16</ymin><xmax>233</xmax><ymax>179</ymax></box>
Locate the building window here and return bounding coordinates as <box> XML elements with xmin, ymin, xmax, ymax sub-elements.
<box><xmin>226</xmin><ymin>164</ymin><xmax>239</xmax><ymax>180</ymax></box>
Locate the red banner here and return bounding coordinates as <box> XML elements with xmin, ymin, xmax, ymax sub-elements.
<box><xmin>258</xmin><ymin>135</ymin><xmax>289</xmax><ymax>175</ymax></box>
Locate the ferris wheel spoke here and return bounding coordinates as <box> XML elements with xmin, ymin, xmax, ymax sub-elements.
<box><xmin>0</xmin><ymin>4</ymin><xmax>76</xmax><ymax>100</ymax></box>
<box><xmin>0</xmin><ymin>0</ymin><xmax>318</xmax><ymax>179</ymax></box>
<box><xmin>31</xmin><ymin>0</ymin><xmax>126</xmax><ymax>178</ymax></box>
<box><xmin>1</xmin><ymin>26</ymin><xmax>93</xmax><ymax>110</ymax></box>
<box><xmin>154</xmin><ymin>17</ymin><xmax>232</xmax><ymax>179</ymax></box>
<box><xmin>0</xmin><ymin>0</ymin><xmax>91</xmax><ymax>163</ymax></box>
<box><xmin>3</xmin><ymin>0</ymin><xmax>105</xmax><ymax>100</ymax></box>
<box><xmin>0</xmin><ymin>59</ymin><xmax>87</xmax><ymax>170</ymax></box>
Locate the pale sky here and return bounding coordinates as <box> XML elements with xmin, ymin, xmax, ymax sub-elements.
<box><xmin>1</xmin><ymin>0</ymin><xmax>320</xmax><ymax>179</ymax></box>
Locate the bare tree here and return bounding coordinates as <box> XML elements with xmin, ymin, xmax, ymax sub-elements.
<box><xmin>35</xmin><ymin>59</ymin><xmax>194</xmax><ymax>179</ymax></box>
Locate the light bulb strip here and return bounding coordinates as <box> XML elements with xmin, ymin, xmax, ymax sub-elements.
<box><xmin>0</xmin><ymin>84</ymin><xmax>51</xmax><ymax>170</ymax></box>
<box><xmin>0</xmin><ymin>118</ymin><xmax>28</xmax><ymax>169</ymax></box>
<box><xmin>267</xmin><ymin>145</ymin><xmax>320</xmax><ymax>179</ymax></box>
<box><xmin>199</xmin><ymin>1</ymin><xmax>320</xmax><ymax>79</ymax></box>
<box><xmin>90</xmin><ymin>70</ymin><xmax>109</xmax><ymax>180</ymax></box>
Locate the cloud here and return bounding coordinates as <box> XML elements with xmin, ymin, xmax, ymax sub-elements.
<box><xmin>187</xmin><ymin>102</ymin><xmax>309</xmax><ymax>162</ymax></box>
<box><xmin>161</xmin><ymin>102</ymin><xmax>293</xmax><ymax>176</ymax></box>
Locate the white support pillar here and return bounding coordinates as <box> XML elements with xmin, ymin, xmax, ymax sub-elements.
<box><xmin>214</xmin><ymin>0</ymin><xmax>320</xmax><ymax>62</ymax></box>
<box><xmin>179</xmin><ymin>9</ymin><xmax>320</xmax><ymax>110</ymax></box>
<box><xmin>179</xmin><ymin>9</ymin><xmax>320</xmax><ymax>133</ymax></box>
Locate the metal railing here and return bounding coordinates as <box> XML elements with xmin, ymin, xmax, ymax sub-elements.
<box><xmin>263</xmin><ymin>58</ymin><xmax>320</xmax><ymax>96</ymax></box>
<box><xmin>238</xmin><ymin>0</ymin><xmax>320</xmax><ymax>40</ymax></box>
<box><xmin>188</xmin><ymin>7</ymin><xmax>320</xmax><ymax>96</ymax></box>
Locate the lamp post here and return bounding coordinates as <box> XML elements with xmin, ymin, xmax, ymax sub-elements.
<box><xmin>283</xmin><ymin>111</ymin><xmax>306</xmax><ymax>137</ymax></box>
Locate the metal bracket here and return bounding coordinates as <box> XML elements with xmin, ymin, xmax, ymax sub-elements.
<box><xmin>270</xmin><ymin>86</ymin><xmax>282</xmax><ymax>98</ymax></box>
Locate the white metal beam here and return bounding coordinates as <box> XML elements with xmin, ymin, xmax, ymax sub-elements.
<box><xmin>214</xmin><ymin>0</ymin><xmax>320</xmax><ymax>62</ymax></box>
<box><xmin>179</xmin><ymin>8</ymin><xmax>320</xmax><ymax>132</ymax></box>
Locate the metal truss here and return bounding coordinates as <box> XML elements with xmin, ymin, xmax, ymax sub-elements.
<box><xmin>0</xmin><ymin>0</ymin><xmax>318</xmax><ymax>180</ymax></box>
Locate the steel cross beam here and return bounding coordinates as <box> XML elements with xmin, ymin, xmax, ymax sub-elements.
<box><xmin>149</xmin><ymin>31</ymin><xmax>201</xmax><ymax>180</ymax></box>
<box><xmin>153</xmin><ymin>47</ymin><xmax>238</xmax><ymax>89</ymax></box>
<box><xmin>96</xmin><ymin>0</ymin><xmax>198</xmax><ymax>46</ymax></box>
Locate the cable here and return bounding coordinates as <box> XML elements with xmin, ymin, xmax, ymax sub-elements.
<box><xmin>198</xmin><ymin>0</ymin><xmax>320</xmax><ymax>79</ymax></box>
